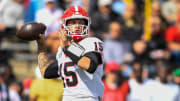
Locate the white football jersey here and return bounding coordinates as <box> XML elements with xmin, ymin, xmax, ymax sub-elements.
<box><xmin>56</xmin><ymin>37</ymin><xmax>104</xmax><ymax>100</ymax></box>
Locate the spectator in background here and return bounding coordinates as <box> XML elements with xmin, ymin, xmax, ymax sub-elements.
<box><xmin>133</xmin><ymin>0</ymin><xmax>144</xmax><ymax>14</ymax></box>
<box><xmin>151</xmin><ymin>1</ymin><xmax>168</xmax><ymax>27</ymax></box>
<box><xmin>0</xmin><ymin>64</ymin><xmax>21</xmax><ymax>101</ymax></box>
<box><xmin>162</xmin><ymin>0</ymin><xmax>180</xmax><ymax>25</ymax></box>
<box><xmin>103</xmin><ymin>21</ymin><xmax>131</xmax><ymax>64</ymax></box>
<box><xmin>149</xmin><ymin>16</ymin><xmax>166</xmax><ymax>50</ymax></box>
<box><xmin>0</xmin><ymin>50</ymin><xmax>12</xmax><ymax>66</ymax></box>
<box><xmin>0</xmin><ymin>0</ymin><xmax>10</xmax><ymax>11</ymax></box>
<box><xmin>173</xmin><ymin>68</ymin><xmax>180</xmax><ymax>86</ymax></box>
<box><xmin>150</xmin><ymin>16</ymin><xmax>166</xmax><ymax>49</ymax></box>
<box><xmin>62</xmin><ymin>0</ymin><xmax>82</xmax><ymax>9</ymax></box>
<box><xmin>91</xmin><ymin>0</ymin><xmax>120</xmax><ymax>39</ymax></box>
<box><xmin>165</xmin><ymin>15</ymin><xmax>180</xmax><ymax>67</ymax></box>
<box><xmin>22</xmin><ymin>78</ymin><xmax>33</xmax><ymax>101</ymax></box>
<box><xmin>45</xmin><ymin>31</ymin><xmax>60</xmax><ymax>54</ymax></box>
<box><xmin>148</xmin><ymin>16</ymin><xmax>168</xmax><ymax>62</ymax></box>
<box><xmin>82</xmin><ymin>0</ymin><xmax>90</xmax><ymax>12</ymax></box>
<box><xmin>36</xmin><ymin>0</ymin><xmax>63</xmax><ymax>37</ymax></box>
<box><xmin>120</xmin><ymin>3</ymin><xmax>142</xmax><ymax>43</ymax></box>
<box><xmin>103</xmin><ymin>61</ymin><xmax>129</xmax><ymax>101</ymax></box>
<box><xmin>89</xmin><ymin>0</ymin><xmax>98</xmax><ymax>16</ymax></box>
<box><xmin>150</xmin><ymin>60</ymin><xmax>180</xmax><ymax>101</ymax></box>
<box><xmin>3</xmin><ymin>64</ymin><xmax>16</xmax><ymax>86</ymax></box>
<box><xmin>36</xmin><ymin>0</ymin><xmax>61</xmax><ymax>55</ymax></box>
<box><xmin>58</xmin><ymin>0</ymin><xmax>90</xmax><ymax>13</ymax></box>
<box><xmin>30</xmin><ymin>66</ymin><xmax>63</xmax><ymax>101</ymax></box>
<box><xmin>29</xmin><ymin>79</ymin><xmax>63</xmax><ymax>101</ymax></box>
<box><xmin>127</xmin><ymin>61</ymin><xmax>154</xmax><ymax>101</ymax></box>
<box><xmin>9</xmin><ymin>82</ymin><xmax>22</xmax><ymax>101</ymax></box>
<box><xmin>23</xmin><ymin>0</ymin><xmax>44</xmax><ymax>23</ymax></box>
<box><xmin>0</xmin><ymin>63</ymin><xmax>16</xmax><ymax>86</ymax></box>
<box><xmin>0</xmin><ymin>0</ymin><xmax>24</xmax><ymax>38</ymax></box>
<box><xmin>145</xmin><ymin>16</ymin><xmax>168</xmax><ymax>78</ymax></box>
<box><xmin>131</xmin><ymin>40</ymin><xmax>151</xmax><ymax>65</ymax></box>
<box><xmin>175</xmin><ymin>3</ymin><xmax>180</xmax><ymax>20</ymax></box>
<box><xmin>173</xmin><ymin>68</ymin><xmax>180</xmax><ymax>101</ymax></box>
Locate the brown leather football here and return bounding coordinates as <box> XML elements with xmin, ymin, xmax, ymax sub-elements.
<box><xmin>16</xmin><ymin>22</ymin><xmax>46</xmax><ymax>41</ymax></box>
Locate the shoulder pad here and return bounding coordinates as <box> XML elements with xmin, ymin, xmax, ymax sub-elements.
<box><xmin>79</xmin><ymin>37</ymin><xmax>103</xmax><ymax>54</ymax></box>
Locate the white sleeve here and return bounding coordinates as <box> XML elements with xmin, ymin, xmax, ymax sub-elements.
<box><xmin>9</xmin><ymin>89</ymin><xmax>21</xmax><ymax>101</ymax></box>
<box><xmin>35</xmin><ymin>10</ymin><xmax>49</xmax><ymax>26</ymax></box>
<box><xmin>0</xmin><ymin>0</ymin><xmax>8</xmax><ymax>12</ymax></box>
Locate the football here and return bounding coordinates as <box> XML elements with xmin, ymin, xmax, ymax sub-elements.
<box><xmin>16</xmin><ymin>22</ymin><xmax>46</xmax><ymax>41</ymax></box>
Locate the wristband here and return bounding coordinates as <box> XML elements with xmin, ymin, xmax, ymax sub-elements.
<box><xmin>64</xmin><ymin>42</ymin><xmax>85</xmax><ymax>64</ymax></box>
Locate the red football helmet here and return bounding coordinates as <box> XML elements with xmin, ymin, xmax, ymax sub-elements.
<box><xmin>61</xmin><ymin>6</ymin><xmax>90</xmax><ymax>41</ymax></box>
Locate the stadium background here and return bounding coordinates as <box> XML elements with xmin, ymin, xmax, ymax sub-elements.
<box><xmin>0</xmin><ymin>0</ymin><xmax>180</xmax><ymax>101</ymax></box>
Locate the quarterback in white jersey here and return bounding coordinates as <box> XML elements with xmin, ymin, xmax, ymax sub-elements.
<box><xmin>36</xmin><ymin>6</ymin><xmax>104</xmax><ymax>101</ymax></box>
<box><xmin>56</xmin><ymin>37</ymin><xmax>104</xmax><ymax>101</ymax></box>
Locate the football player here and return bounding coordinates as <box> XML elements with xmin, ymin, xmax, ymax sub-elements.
<box><xmin>36</xmin><ymin>6</ymin><xmax>104</xmax><ymax>101</ymax></box>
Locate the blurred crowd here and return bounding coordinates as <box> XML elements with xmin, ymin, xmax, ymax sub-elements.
<box><xmin>0</xmin><ymin>0</ymin><xmax>180</xmax><ymax>101</ymax></box>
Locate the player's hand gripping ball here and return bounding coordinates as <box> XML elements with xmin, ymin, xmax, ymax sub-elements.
<box><xmin>16</xmin><ymin>22</ymin><xmax>46</xmax><ymax>41</ymax></box>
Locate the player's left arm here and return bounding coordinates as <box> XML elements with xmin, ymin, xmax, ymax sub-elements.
<box><xmin>64</xmin><ymin>41</ymin><xmax>102</xmax><ymax>74</ymax></box>
<box><xmin>77</xmin><ymin>52</ymin><xmax>102</xmax><ymax>73</ymax></box>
